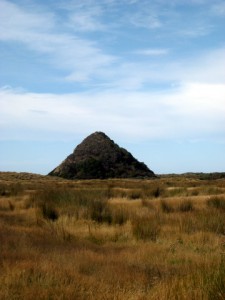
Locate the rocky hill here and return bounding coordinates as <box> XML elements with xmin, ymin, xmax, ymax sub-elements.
<box><xmin>49</xmin><ymin>132</ymin><xmax>155</xmax><ymax>179</ymax></box>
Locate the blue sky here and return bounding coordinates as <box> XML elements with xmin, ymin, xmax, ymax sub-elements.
<box><xmin>0</xmin><ymin>0</ymin><xmax>225</xmax><ymax>175</ymax></box>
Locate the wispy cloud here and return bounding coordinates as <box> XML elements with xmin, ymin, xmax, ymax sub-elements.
<box><xmin>0</xmin><ymin>0</ymin><xmax>116</xmax><ymax>83</ymax></box>
<box><xmin>178</xmin><ymin>24</ymin><xmax>214</xmax><ymax>38</ymax></box>
<box><xmin>67</xmin><ymin>12</ymin><xmax>105</xmax><ymax>32</ymax></box>
<box><xmin>129</xmin><ymin>13</ymin><xmax>162</xmax><ymax>29</ymax></box>
<box><xmin>1</xmin><ymin>0</ymin><xmax>222</xmax><ymax>88</ymax></box>
<box><xmin>64</xmin><ymin>3</ymin><xmax>106</xmax><ymax>32</ymax></box>
<box><xmin>1</xmin><ymin>81</ymin><xmax>225</xmax><ymax>141</ymax></box>
<box><xmin>135</xmin><ymin>48</ymin><xmax>169</xmax><ymax>56</ymax></box>
<box><xmin>212</xmin><ymin>2</ymin><xmax>225</xmax><ymax>16</ymax></box>
<box><xmin>93</xmin><ymin>47</ymin><xmax>225</xmax><ymax>90</ymax></box>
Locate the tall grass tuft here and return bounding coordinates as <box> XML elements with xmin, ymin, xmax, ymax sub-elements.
<box><xmin>178</xmin><ymin>199</ymin><xmax>194</xmax><ymax>212</ymax></box>
<box><xmin>111</xmin><ymin>206</ymin><xmax>129</xmax><ymax>225</ymax></box>
<box><xmin>207</xmin><ymin>196</ymin><xmax>225</xmax><ymax>211</ymax></box>
<box><xmin>132</xmin><ymin>213</ymin><xmax>161</xmax><ymax>241</ymax></box>
<box><xmin>160</xmin><ymin>200</ymin><xmax>174</xmax><ymax>213</ymax></box>
<box><xmin>38</xmin><ymin>202</ymin><xmax>59</xmax><ymax>222</ymax></box>
<box><xmin>203</xmin><ymin>254</ymin><xmax>225</xmax><ymax>299</ymax></box>
<box><xmin>89</xmin><ymin>199</ymin><xmax>112</xmax><ymax>224</ymax></box>
<box><xmin>142</xmin><ymin>185</ymin><xmax>165</xmax><ymax>198</ymax></box>
<box><xmin>0</xmin><ymin>182</ymin><xmax>24</xmax><ymax>196</ymax></box>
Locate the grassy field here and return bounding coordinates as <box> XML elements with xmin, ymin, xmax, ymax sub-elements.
<box><xmin>0</xmin><ymin>172</ymin><xmax>225</xmax><ymax>299</ymax></box>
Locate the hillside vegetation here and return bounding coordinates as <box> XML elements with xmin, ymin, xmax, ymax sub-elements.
<box><xmin>0</xmin><ymin>172</ymin><xmax>225</xmax><ymax>299</ymax></box>
<box><xmin>49</xmin><ymin>132</ymin><xmax>155</xmax><ymax>179</ymax></box>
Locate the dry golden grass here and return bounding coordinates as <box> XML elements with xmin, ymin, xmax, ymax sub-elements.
<box><xmin>0</xmin><ymin>173</ymin><xmax>225</xmax><ymax>299</ymax></box>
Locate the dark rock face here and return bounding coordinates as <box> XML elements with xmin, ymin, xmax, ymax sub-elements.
<box><xmin>49</xmin><ymin>132</ymin><xmax>156</xmax><ymax>179</ymax></box>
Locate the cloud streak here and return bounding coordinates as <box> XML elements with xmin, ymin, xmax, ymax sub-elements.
<box><xmin>0</xmin><ymin>0</ymin><xmax>223</xmax><ymax>88</ymax></box>
<box><xmin>0</xmin><ymin>0</ymin><xmax>116</xmax><ymax>83</ymax></box>
<box><xmin>135</xmin><ymin>48</ymin><xmax>169</xmax><ymax>56</ymax></box>
<box><xmin>1</xmin><ymin>81</ymin><xmax>225</xmax><ymax>142</ymax></box>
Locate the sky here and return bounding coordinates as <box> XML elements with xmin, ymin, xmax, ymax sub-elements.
<box><xmin>0</xmin><ymin>0</ymin><xmax>225</xmax><ymax>175</ymax></box>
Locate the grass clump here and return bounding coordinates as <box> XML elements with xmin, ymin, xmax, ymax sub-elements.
<box><xmin>178</xmin><ymin>199</ymin><xmax>194</xmax><ymax>212</ymax></box>
<box><xmin>0</xmin><ymin>182</ymin><xmax>24</xmax><ymax>196</ymax></box>
<box><xmin>207</xmin><ymin>196</ymin><xmax>225</xmax><ymax>211</ymax></box>
<box><xmin>160</xmin><ymin>200</ymin><xmax>174</xmax><ymax>213</ymax></box>
<box><xmin>89</xmin><ymin>199</ymin><xmax>112</xmax><ymax>224</ymax></box>
<box><xmin>142</xmin><ymin>185</ymin><xmax>165</xmax><ymax>198</ymax></box>
<box><xmin>111</xmin><ymin>206</ymin><xmax>129</xmax><ymax>225</ymax></box>
<box><xmin>1</xmin><ymin>174</ymin><xmax>225</xmax><ymax>299</ymax></box>
<box><xmin>127</xmin><ymin>189</ymin><xmax>142</xmax><ymax>199</ymax></box>
<box><xmin>203</xmin><ymin>254</ymin><xmax>225</xmax><ymax>299</ymax></box>
<box><xmin>38</xmin><ymin>202</ymin><xmax>59</xmax><ymax>222</ymax></box>
<box><xmin>132</xmin><ymin>213</ymin><xmax>161</xmax><ymax>241</ymax></box>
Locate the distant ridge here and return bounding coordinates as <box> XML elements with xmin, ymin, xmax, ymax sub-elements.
<box><xmin>49</xmin><ymin>131</ymin><xmax>156</xmax><ymax>179</ymax></box>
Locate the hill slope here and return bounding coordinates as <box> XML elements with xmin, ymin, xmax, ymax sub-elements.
<box><xmin>49</xmin><ymin>132</ymin><xmax>155</xmax><ymax>179</ymax></box>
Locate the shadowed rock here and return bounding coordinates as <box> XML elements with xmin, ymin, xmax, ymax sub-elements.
<box><xmin>49</xmin><ymin>132</ymin><xmax>156</xmax><ymax>179</ymax></box>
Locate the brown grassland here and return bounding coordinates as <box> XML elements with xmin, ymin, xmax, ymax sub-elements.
<box><xmin>0</xmin><ymin>172</ymin><xmax>225</xmax><ymax>299</ymax></box>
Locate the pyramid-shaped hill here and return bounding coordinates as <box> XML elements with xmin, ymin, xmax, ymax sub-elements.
<box><xmin>49</xmin><ymin>132</ymin><xmax>156</xmax><ymax>179</ymax></box>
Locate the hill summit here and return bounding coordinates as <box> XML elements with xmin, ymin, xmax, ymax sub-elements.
<box><xmin>49</xmin><ymin>132</ymin><xmax>155</xmax><ymax>179</ymax></box>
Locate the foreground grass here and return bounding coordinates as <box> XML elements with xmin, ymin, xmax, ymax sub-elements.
<box><xmin>0</xmin><ymin>174</ymin><xmax>225</xmax><ymax>299</ymax></box>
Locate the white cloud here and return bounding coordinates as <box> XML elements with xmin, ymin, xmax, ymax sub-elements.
<box><xmin>135</xmin><ymin>48</ymin><xmax>169</xmax><ymax>56</ymax></box>
<box><xmin>0</xmin><ymin>0</ymin><xmax>116</xmax><ymax>82</ymax></box>
<box><xmin>91</xmin><ymin>46</ymin><xmax>225</xmax><ymax>91</ymax></box>
<box><xmin>67</xmin><ymin>12</ymin><xmax>105</xmax><ymax>32</ymax></box>
<box><xmin>1</xmin><ymin>0</ymin><xmax>223</xmax><ymax>88</ymax></box>
<box><xmin>0</xmin><ymin>0</ymin><xmax>55</xmax><ymax>36</ymax></box>
<box><xmin>1</xmin><ymin>82</ymin><xmax>225</xmax><ymax>141</ymax></box>
<box><xmin>181</xmin><ymin>48</ymin><xmax>225</xmax><ymax>84</ymax></box>
<box><xmin>65</xmin><ymin>3</ymin><xmax>106</xmax><ymax>32</ymax></box>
